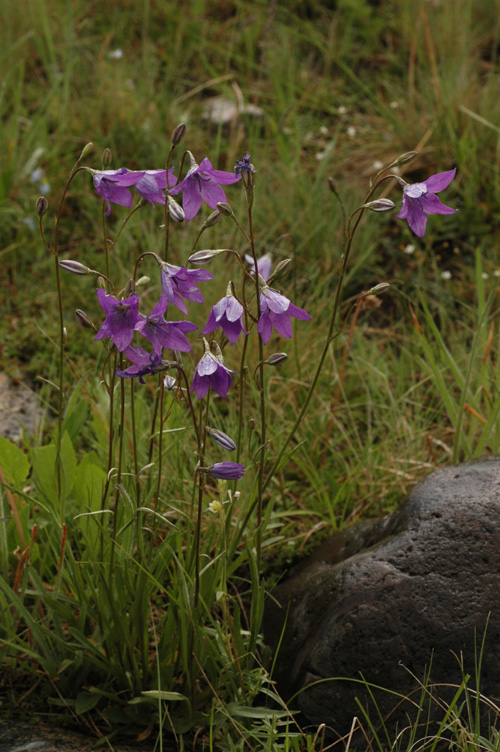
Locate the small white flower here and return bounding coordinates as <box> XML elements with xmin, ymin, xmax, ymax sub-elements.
<box><xmin>441</xmin><ymin>270</ymin><xmax>452</xmax><ymax>280</ymax></box>
<box><xmin>208</xmin><ymin>500</ymin><xmax>222</xmax><ymax>514</ymax></box>
<box><xmin>389</xmin><ymin>100</ymin><xmax>400</xmax><ymax>109</ymax></box>
<box><xmin>319</xmin><ymin>125</ymin><xmax>329</xmax><ymax>136</ymax></box>
<box><xmin>372</xmin><ymin>160</ymin><xmax>384</xmax><ymax>170</ymax></box>
<box><xmin>404</xmin><ymin>244</ymin><xmax>416</xmax><ymax>255</ymax></box>
<box><xmin>346</xmin><ymin>126</ymin><xmax>357</xmax><ymax>138</ymax></box>
<box><xmin>482</xmin><ymin>272</ymin><xmax>489</xmax><ymax>280</ymax></box>
<box><xmin>108</xmin><ymin>48</ymin><xmax>123</xmax><ymax>60</ymax></box>
<box><xmin>337</xmin><ymin>105</ymin><xmax>347</xmax><ymax>115</ymax></box>
<box><xmin>493</xmin><ymin>270</ymin><xmax>500</xmax><ymax>278</ymax></box>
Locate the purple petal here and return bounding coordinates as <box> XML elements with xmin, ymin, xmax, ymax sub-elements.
<box><xmin>419</xmin><ymin>193</ymin><xmax>457</xmax><ymax>216</ymax></box>
<box><xmin>197</xmin><ymin>354</ymin><xmax>218</xmax><ymax>377</ymax></box>
<box><xmin>198</xmin><ymin>178</ymin><xmax>227</xmax><ymax>209</ymax></box>
<box><xmin>225</xmin><ymin>296</ymin><xmax>244</xmax><ymax>322</ymax></box>
<box><xmin>211</xmin><ymin>365</ymin><xmax>232</xmax><ymax>398</ymax></box>
<box><xmin>221</xmin><ymin>317</ymin><xmax>246</xmax><ymax>344</ymax></box>
<box><xmin>288</xmin><ymin>303</ymin><xmax>311</xmax><ymax>321</ymax></box>
<box><xmin>191</xmin><ymin>370</ymin><xmax>210</xmax><ymax>399</ymax></box>
<box><xmin>270</xmin><ymin>311</ymin><xmax>293</xmax><ymax>339</ymax></box>
<box><xmin>182</xmin><ymin>182</ymin><xmax>203</xmax><ymax>221</ymax></box>
<box><xmin>202</xmin><ymin>309</ymin><xmax>219</xmax><ymax>335</ymax></box>
<box><xmin>257</xmin><ymin>311</ymin><xmax>273</xmax><ymax>345</ymax></box>
<box><xmin>405</xmin><ymin>204</ymin><xmax>427</xmax><ymax>238</ymax></box>
<box><xmin>263</xmin><ymin>289</ymin><xmax>290</xmax><ymax>314</ymax></box>
<box><xmin>423</xmin><ymin>168</ymin><xmax>456</xmax><ymax>194</ymax></box>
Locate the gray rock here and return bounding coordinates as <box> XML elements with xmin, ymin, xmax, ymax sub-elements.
<box><xmin>264</xmin><ymin>458</ymin><xmax>500</xmax><ymax>741</ymax></box>
<box><xmin>0</xmin><ymin>372</ymin><xmax>39</xmax><ymax>440</ymax></box>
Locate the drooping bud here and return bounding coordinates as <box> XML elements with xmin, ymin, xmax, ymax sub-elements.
<box><xmin>266</xmin><ymin>352</ymin><xmax>288</xmax><ymax>367</ymax></box>
<box><xmin>364</xmin><ymin>198</ymin><xmax>396</xmax><ymax>213</ymax></box>
<box><xmin>97</xmin><ymin>276</ymin><xmax>107</xmax><ymax>289</ymax></box>
<box><xmin>206</xmin><ymin>427</ymin><xmax>236</xmax><ymax>452</ymax></box>
<box><xmin>36</xmin><ymin>196</ymin><xmax>48</xmax><ymax>217</ymax></box>
<box><xmin>216</xmin><ymin>202</ymin><xmax>233</xmax><ymax>216</ymax></box>
<box><xmin>203</xmin><ymin>462</ymin><xmax>245</xmax><ymax>480</ymax></box>
<box><xmin>188</xmin><ymin>249</ymin><xmax>225</xmax><ymax>265</ymax></box>
<box><xmin>167</xmin><ymin>195</ymin><xmax>185</xmax><ymax>223</ymax></box>
<box><xmin>75</xmin><ymin>309</ymin><xmax>95</xmax><ymax>329</ymax></box>
<box><xmin>135</xmin><ymin>276</ymin><xmax>150</xmax><ymax>288</ymax></box>
<box><xmin>59</xmin><ymin>260</ymin><xmax>91</xmax><ymax>275</ymax></box>
<box><xmin>171</xmin><ymin>123</ymin><xmax>186</xmax><ymax>147</ymax></box>
<box><xmin>393</xmin><ymin>151</ymin><xmax>418</xmax><ymax>167</ymax></box>
<box><xmin>101</xmin><ymin>147</ymin><xmax>112</xmax><ymax>167</ymax></box>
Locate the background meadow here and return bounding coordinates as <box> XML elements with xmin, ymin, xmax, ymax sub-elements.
<box><xmin>1</xmin><ymin>0</ymin><xmax>500</xmax><ymax>749</ymax></box>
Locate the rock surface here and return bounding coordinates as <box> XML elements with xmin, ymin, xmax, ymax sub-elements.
<box><xmin>0</xmin><ymin>372</ymin><xmax>39</xmax><ymax>440</ymax></box>
<box><xmin>264</xmin><ymin>458</ymin><xmax>500</xmax><ymax>740</ymax></box>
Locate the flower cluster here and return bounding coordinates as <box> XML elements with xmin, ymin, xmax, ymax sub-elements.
<box><xmin>92</xmin><ymin>168</ymin><xmax>176</xmax><ymax>215</ymax></box>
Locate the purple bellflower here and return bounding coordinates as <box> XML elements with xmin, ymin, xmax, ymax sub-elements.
<box><xmin>206</xmin><ymin>462</ymin><xmax>245</xmax><ymax>480</ymax></box>
<box><xmin>257</xmin><ymin>287</ymin><xmax>311</xmax><ymax>345</ymax></box>
<box><xmin>160</xmin><ymin>262</ymin><xmax>213</xmax><ymax>314</ymax></box>
<box><xmin>191</xmin><ymin>339</ymin><xmax>236</xmax><ymax>399</ymax></box>
<box><xmin>244</xmin><ymin>252</ymin><xmax>272</xmax><ymax>282</ymax></box>
<box><xmin>202</xmin><ymin>283</ymin><xmax>248</xmax><ymax>344</ymax></box>
<box><xmin>92</xmin><ymin>169</ymin><xmax>143</xmax><ymax>215</ymax></box>
<box><xmin>396</xmin><ymin>168</ymin><xmax>457</xmax><ymax>238</ymax></box>
<box><xmin>115</xmin><ymin>346</ymin><xmax>166</xmax><ymax>384</ymax></box>
<box><xmin>94</xmin><ymin>289</ymin><xmax>141</xmax><ymax>351</ymax></box>
<box><xmin>168</xmin><ymin>152</ymin><xmax>241</xmax><ymax>221</ymax></box>
<box><xmin>134</xmin><ymin>169</ymin><xmax>176</xmax><ymax>207</ymax></box>
<box><xmin>134</xmin><ymin>296</ymin><xmax>197</xmax><ymax>353</ymax></box>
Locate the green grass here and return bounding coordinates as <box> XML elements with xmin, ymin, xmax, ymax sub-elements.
<box><xmin>2</xmin><ymin>0</ymin><xmax>500</xmax><ymax>749</ymax></box>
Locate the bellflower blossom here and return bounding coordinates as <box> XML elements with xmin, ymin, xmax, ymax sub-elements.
<box><xmin>396</xmin><ymin>168</ymin><xmax>457</xmax><ymax>238</ymax></box>
<box><xmin>94</xmin><ymin>289</ymin><xmax>140</xmax><ymax>351</ymax></box>
<box><xmin>168</xmin><ymin>152</ymin><xmax>241</xmax><ymax>221</ymax></box>
<box><xmin>134</xmin><ymin>169</ymin><xmax>176</xmax><ymax>207</ymax></box>
<box><xmin>92</xmin><ymin>169</ymin><xmax>143</xmax><ymax>215</ymax></box>
<box><xmin>202</xmin><ymin>284</ymin><xmax>248</xmax><ymax>344</ymax></box>
<box><xmin>244</xmin><ymin>252</ymin><xmax>272</xmax><ymax>282</ymax></box>
<box><xmin>115</xmin><ymin>346</ymin><xmax>166</xmax><ymax>384</ymax></box>
<box><xmin>160</xmin><ymin>262</ymin><xmax>213</xmax><ymax>314</ymax></box>
<box><xmin>257</xmin><ymin>287</ymin><xmax>311</xmax><ymax>345</ymax></box>
<box><xmin>135</xmin><ymin>296</ymin><xmax>197</xmax><ymax>353</ymax></box>
<box><xmin>191</xmin><ymin>340</ymin><xmax>236</xmax><ymax>399</ymax></box>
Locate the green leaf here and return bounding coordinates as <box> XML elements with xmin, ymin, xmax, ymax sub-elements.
<box><xmin>33</xmin><ymin>432</ymin><xmax>77</xmax><ymax>507</ymax></box>
<box><xmin>0</xmin><ymin>436</ymin><xmax>30</xmax><ymax>487</ymax></box>
<box><xmin>75</xmin><ymin>691</ymin><xmax>100</xmax><ymax>715</ymax></box>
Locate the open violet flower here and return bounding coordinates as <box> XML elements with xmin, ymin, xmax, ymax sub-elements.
<box><xmin>94</xmin><ymin>289</ymin><xmax>140</xmax><ymax>351</ymax></box>
<box><xmin>92</xmin><ymin>169</ymin><xmax>143</xmax><ymax>215</ymax></box>
<box><xmin>168</xmin><ymin>152</ymin><xmax>241</xmax><ymax>221</ymax></box>
<box><xmin>191</xmin><ymin>339</ymin><xmax>236</xmax><ymax>399</ymax></box>
<box><xmin>257</xmin><ymin>287</ymin><xmax>311</xmax><ymax>345</ymax></box>
<box><xmin>115</xmin><ymin>346</ymin><xmax>166</xmax><ymax>384</ymax></box>
<box><xmin>134</xmin><ymin>169</ymin><xmax>176</xmax><ymax>207</ymax></box>
<box><xmin>202</xmin><ymin>283</ymin><xmax>248</xmax><ymax>344</ymax></box>
<box><xmin>396</xmin><ymin>168</ymin><xmax>457</xmax><ymax>238</ymax></box>
<box><xmin>160</xmin><ymin>262</ymin><xmax>213</xmax><ymax>314</ymax></box>
<box><xmin>135</xmin><ymin>296</ymin><xmax>197</xmax><ymax>353</ymax></box>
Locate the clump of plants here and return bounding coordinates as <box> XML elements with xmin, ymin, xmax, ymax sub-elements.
<box><xmin>0</xmin><ymin>126</ymin><xmax>458</xmax><ymax>748</ymax></box>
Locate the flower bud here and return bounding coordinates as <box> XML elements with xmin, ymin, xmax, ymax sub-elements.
<box><xmin>171</xmin><ymin>122</ymin><xmax>186</xmax><ymax>147</ymax></box>
<box><xmin>364</xmin><ymin>198</ymin><xmax>395</xmax><ymax>212</ymax></box>
<box><xmin>59</xmin><ymin>259</ymin><xmax>91</xmax><ymax>275</ymax></box>
<box><xmin>80</xmin><ymin>142</ymin><xmax>94</xmax><ymax>160</ymax></box>
<box><xmin>164</xmin><ymin>375</ymin><xmax>177</xmax><ymax>390</ymax></box>
<box><xmin>270</xmin><ymin>258</ymin><xmax>292</xmax><ymax>281</ymax></box>
<box><xmin>188</xmin><ymin>249</ymin><xmax>225</xmax><ymax>265</ymax></box>
<box><xmin>393</xmin><ymin>151</ymin><xmax>418</xmax><ymax>167</ymax></box>
<box><xmin>167</xmin><ymin>195</ymin><xmax>185</xmax><ymax>223</ymax></box>
<box><xmin>123</xmin><ymin>278</ymin><xmax>136</xmax><ymax>297</ymax></box>
<box><xmin>101</xmin><ymin>148</ymin><xmax>112</xmax><ymax>167</ymax></box>
<box><xmin>204</xmin><ymin>462</ymin><xmax>245</xmax><ymax>480</ymax></box>
<box><xmin>266</xmin><ymin>352</ymin><xmax>288</xmax><ymax>367</ymax></box>
<box><xmin>366</xmin><ymin>282</ymin><xmax>390</xmax><ymax>295</ymax></box>
<box><xmin>202</xmin><ymin>210</ymin><xmax>222</xmax><ymax>229</ymax></box>
<box><xmin>75</xmin><ymin>309</ymin><xmax>94</xmax><ymax>329</ymax></box>
<box><xmin>206</xmin><ymin>427</ymin><xmax>236</xmax><ymax>452</ymax></box>
<box><xmin>216</xmin><ymin>202</ymin><xmax>233</xmax><ymax>216</ymax></box>
<box><xmin>135</xmin><ymin>275</ymin><xmax>150</xmax><ymax>287</ymax></box>
<box><xmin>63</xmin><ymin>327</ymin><xmax>67</xmax><ymax>343</ymax></box>
<box><xmin>97</xmin><ymin>276</ymin><xmax>107</xmax><ymax>289</ymax></box>
<box><xmin>36</xmin><ymin>196</ymin><xmax>48</xmax><ymax>217</ymax></box>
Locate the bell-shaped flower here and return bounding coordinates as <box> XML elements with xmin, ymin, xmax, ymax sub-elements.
<box><xmin>92</xmin><ymin>169</ymin><xmax>144</xmax><ymax>215</ymax></box>
<box><xmin>134</xmin><ymin>169</ymin><xmax>176</xmax><ymax>207</ymax></box>
<box><xmin>202</xmin><ymin>283</ymin><xmax>248</xmax><ymax>344</ymax></box>
<box><xmin>115</xmin><ymin>346</ymin><xmax>166</xmax><ymax>384</ymax></box>
<box><xmin>257</xmin><ymin>287</ymin><xmax>311</xmax><ymax>345</ymax></box>
<box><xmin>396</xmin><ymin>168</ymin><xmax>457</xmax><ymax>238</ymax></box>
<box><xmin>191</xmin><ymin>339</ymin><xmax>236</xmax><ymax>399</ymax></box>
<box><xmin>245</xmin><ymin>252</ymin><xmax>272</xmax><ymax>282</ymax></box>
<box><xmin>168</xmin><ymin>152</ymin><xmax>241</xmax><ymax>221</ymax></box>
<box><xmin>160</xmin><ymin>262</ymin><xmax>213</xmax><ymax>314</ymax></box>
<box><xmin>135</xmin><ymin>295</ymin><xmax>197</xmax><ymax>353</ymax></box>
<box><xmin>94</xmin><ymin>289</ymin><xmax>141</xmax><ymax>351</ymax></box>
